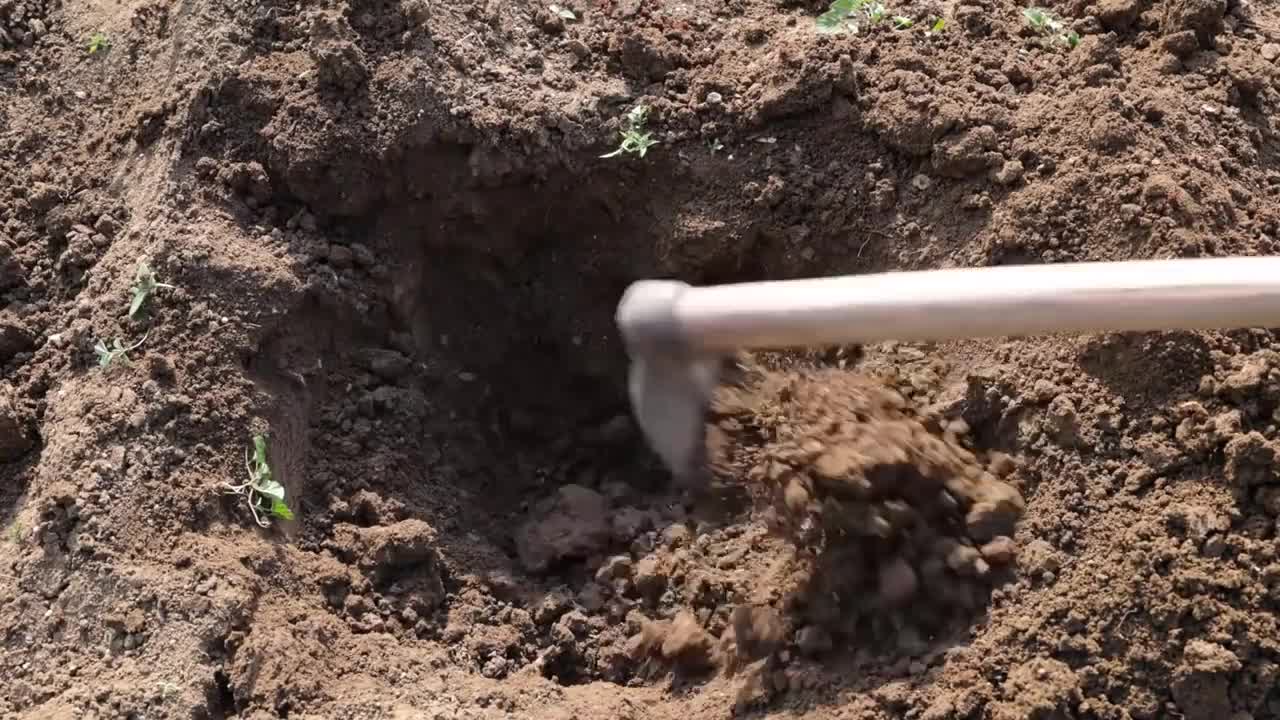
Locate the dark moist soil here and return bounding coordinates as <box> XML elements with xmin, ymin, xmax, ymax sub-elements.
<box><xmin>2</xmin><ymin>0</ymin><xmax>1280</xmax><ymax>716</ymax></box>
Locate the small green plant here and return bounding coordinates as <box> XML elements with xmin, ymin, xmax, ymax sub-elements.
<box><xmin>223</xmin><ymin>435</ymin><xmax>294</xmax><ymax>528</ymax></box>
<box><xmin>6</xmin><ymin>521</ymin><xmax>23</xmax><ymax>544</ymax></box>
<box><xmin>601</xmin><ymin>105</ymin><xmax>658</xmax><ymax>159</ymax></box>
<box><xmin>892</xmin><ymin>15</ymin><xmax>913</xmax><ymax>29</ymax></box>
<box><xmin>94</xmin><ymin>333</ymin><xmax>148</xmax><ymax>368</ymax></box>
<box><xmin>817</xmin><ymin>0</ymin><xmax>897</xmax><ymax>34</ymax></box>
<box><xmin>129</xmin><ymin>260</ymin><xmax>175</xmax><ymax>320</ymax></box>
<box><xmin>88</xmin><ymin>32</ymin><xmax>111</xmax><ymax>54</ymax></box>
<box><xmin>1023</xmin><ymin>7</ymin><xmax>1079</xmax><ymax>49</ymax></box>
<box><xmin>707</xmin><ymin>138</ymin><xmax>725</xmax><ymax>154</ymax></box>
<box><xmin>929</xmin><ymin>16</ymin><xmax>946</xmax><ymax>33</ymax></box>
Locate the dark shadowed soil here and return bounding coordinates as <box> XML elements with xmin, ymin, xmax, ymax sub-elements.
<box><xmin>2</xmin><ymin>0</ymin><xmax>1280</xmax><ymax>717</ymax></box>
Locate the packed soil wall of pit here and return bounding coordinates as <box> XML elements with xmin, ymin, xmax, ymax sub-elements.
<box><xmin>2</xmin><ymin>0</ymin><xmax>1280</xmax><ymax>718</ymax></box>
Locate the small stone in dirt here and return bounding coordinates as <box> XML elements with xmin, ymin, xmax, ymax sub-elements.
<box><xmin>795</xmin><ymin>625</ymin><xmax>832</xmax><ymax>656</ymax></box>
<box><xmin>911</xmin><ymin>174</ymin><xmax>932</xmax><ymax>191</ymax></box>
<box><xmin>1263</xmin><ymin>44</ymin><xmax>1280</xmax><ymax>63</ymax></box>
<box><xmin>980</xmin><ymin>536</ymin><xmax>1017</xmax><ymax>565</ymax></box>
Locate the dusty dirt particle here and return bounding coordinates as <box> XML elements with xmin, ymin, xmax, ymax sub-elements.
<box><xmin>729</xmin><ymin>604</ymin><xmax>786</xmax><ymax>660</ymax></box>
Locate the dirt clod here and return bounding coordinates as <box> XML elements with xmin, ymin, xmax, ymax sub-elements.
<box><xmin>518</xmin><ymin>485</ymin><xmax>611</xmax><ymax>572</ymax></box>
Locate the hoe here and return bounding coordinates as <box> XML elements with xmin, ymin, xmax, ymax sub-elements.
<box><xmin>615</xmin><ymin>256</ymin><xmax>1280</xmax><ymax>479</ymax></box>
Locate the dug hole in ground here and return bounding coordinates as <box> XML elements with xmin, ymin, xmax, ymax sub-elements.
<box><xmin>1</xmin><ymin>0</ymin><xmax>1279</xmax><ymax>717</ymax></box>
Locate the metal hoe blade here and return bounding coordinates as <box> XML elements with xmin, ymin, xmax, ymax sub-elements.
<box><xmin>626</xmin><ymin>350</ymin><xmax>720</xmax><ymax>481</ymax></box>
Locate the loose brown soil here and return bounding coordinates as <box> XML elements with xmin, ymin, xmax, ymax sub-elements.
<box><xmin>2</xmin><ymin>0</ymin><xmax>1280</xmax><ymax>717</ymax></box>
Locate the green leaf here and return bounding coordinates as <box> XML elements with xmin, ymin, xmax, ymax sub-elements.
<box><xmin>95</xmin><ymin>340</ymin><xmax>112</xmax><ymax>367</ymax></box>
<box><xmin>270</xmin><ymin>499</ymin><xmax>294</xmax><ymax>520</ymax></box>
<box><xmin>930</xmin><ymin>17</ymin><xmax>945</xmax><ymax>32</ymax></box>
<box><xmin>256</xmin><ymin>478</ymin><xmax>286</xmax><ymax>503</ymax></box>
<box><xmin>892</xmin><ymin>15</ymin><xmax>913</xmax><ymax>28</ymax></box>
<box><xmin>1065</xmin><ymin>30</ymin><xmax>1080</xmax><ymax>48</ymax></box>
<box><xmin>816</xmin><ymin>10</ymin><xmax>847</xmax><ymax>32</ymax></box>
<box><xmin>129</xmin><ymin>289</ymin><xmax>146</xmax><ymax>318</ymax></box>
<box><xmin>253</xmin><ymin>435</ymin><xmax>268</xmax><ymax>466</ymax></box>
<box><xmin>830</xmin><ymin>0</ymin><xmax>857</xmax><ymax>12</ymax></box>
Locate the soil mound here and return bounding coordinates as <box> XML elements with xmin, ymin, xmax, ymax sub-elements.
<box><xmin>713</xmin><ymin>364</ymin><xmax>1024</xmax><ymax>645</ymax></box>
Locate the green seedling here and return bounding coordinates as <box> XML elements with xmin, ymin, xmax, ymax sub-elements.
<box><xmin>94</xmin><ymin>333</ymin><xmax>148</xmax><ymax>368</ymax></box>
<box><xmin>929</xmin><ymin>17</ymin><xmax>946</xmax><ymax>33</ymax></box>
<box><xmin>892</xmin><ymin>15</ymin><xmax>913</xmax><ymax>29</ymax></box>
<box><xmin>549</xmin><ymin>4</ymin><xmax>576</xmax><ymax>20</ymax></box>
<box><xmin>223</xmin><ymin>434</ymin><xmax>294</xmax><ymax>528</ymax></box>
<box><xmin>816</xmin><ymin>0</ymin><xmax>894</xmax><ymax>34</ymax></box>
<box><xmin>88</xmin><ymin>32</ymin><xmax>110</xmax><ymax>54</ymax></box>
<box><xmin>129</xmin><ymin>260</ymin><xmax>175</xmax><ymax>320</ymax></box>
<box><xmin>707</xmin><ymin>138</ymin><xmax>725</xmax><ymax>154</ymax></box>
<box><xmin>601</xmin><ymin>105</ymin><xmax>658</xmax><ymax>159</ymax></box>
<box><xmin>6</xmin><ymin>521</ymin><xmax>23</xmax><ymax>544</ymax></box>
<box><xmin>1023</xmin><ymin>7</ymin><xmax>1079</xmax><ymax>49</ymax></box>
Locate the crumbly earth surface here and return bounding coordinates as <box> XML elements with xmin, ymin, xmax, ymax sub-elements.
<box><xmin>2</xmin><ymin>0</ymin><xmax>1279</xmax><ymax>716</ymax></box>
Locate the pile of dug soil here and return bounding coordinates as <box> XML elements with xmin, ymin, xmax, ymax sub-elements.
<box><xmin>712</xmin><ymin>365</ymin><xmax>1026</xmax><ymax>645</ymax></box>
